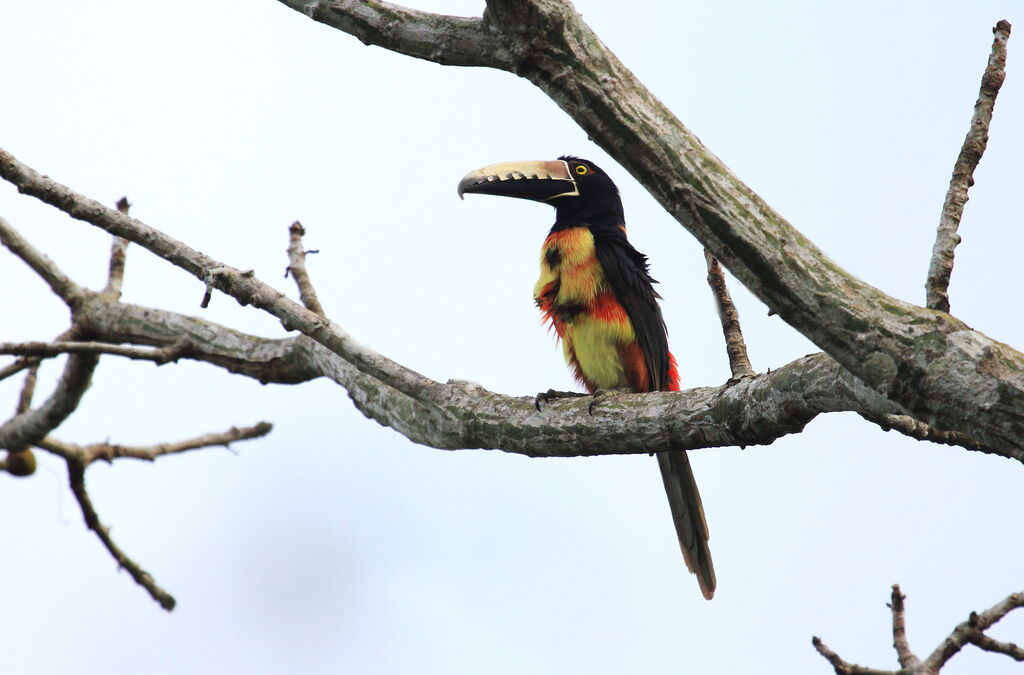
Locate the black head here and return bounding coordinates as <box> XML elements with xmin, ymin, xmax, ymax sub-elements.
<box><xmin>458</xmin><ymin>156</ymin><xmax>625</xmax><ymax>228</ymax></box>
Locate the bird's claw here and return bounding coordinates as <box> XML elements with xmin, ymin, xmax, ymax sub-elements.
<box><xmin>587</xmin><ymin>388</ymin><xmax>626</xmax><ymax>415</ymax></box>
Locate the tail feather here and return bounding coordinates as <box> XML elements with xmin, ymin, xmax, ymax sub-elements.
<box><xmin>656</xmin><ymin>450</ymin><xmax>716</xmax><ymax>600</ymax></box>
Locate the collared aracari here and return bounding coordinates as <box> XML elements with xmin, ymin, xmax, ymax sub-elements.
<box><xmin>458</xmin><ymin>156</ymin><xmax>716</xmax><ymax>600</ymax></box>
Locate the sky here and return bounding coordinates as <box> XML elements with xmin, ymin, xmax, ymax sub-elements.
<box><xmin>1</xmin><ymin>1</ymin><xmax>1023</xmax><ymax>674</ymax></box>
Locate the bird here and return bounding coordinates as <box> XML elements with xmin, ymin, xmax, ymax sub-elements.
<box><xmin>458</xmin><ymin>156</ymin><xmax>716</xmax><ymax>600</ymax></box>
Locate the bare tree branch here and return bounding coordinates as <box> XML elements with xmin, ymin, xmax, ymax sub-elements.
<box><xmin>0</xmin><ymin>196</ymin><xmax>1012</xmax><ymax>463</ymax></box>
<box><xmin>275</xmin><ymin>0</ymin><xmax>511</xmax><ymax>68</ymax></box>
<box><xmin>38</xmin><ymin>422</ymin><xmax>273</xmax><ymax>465</ymax></box>
<box><xmin>102</xmin><ymin>196</ymin><xmax>131</xmax><ymax>299</ymax></box>
<box><xmin>66</xmin><ymin>458</ymin><xmax>176</xmax><ymax>611</ymax></box>
<box><xmin>62</xmin><ymin>290</ymin><xmax>1020</xmax><ymax>463</ymax></box>
<box><xmin>814</xmin><ymin>586</ymin><xmax>1024</xmax><ymax>674</ymax></box>
<box><xmin>923</xmin><ymin>590</ymin><xmax>1024</xmax><ymax>670</ymax></box>
<box><xmin>0</xmin><ymin>215</ymin><xmax>84</xmax><ymax>305</ymax></box>
<box><xmin>890</xmin><ymin>585</ymin><xmax>921</xmax><ymax>670</ymax></box>
<box><xmin>0</xmin><ymin>340</ymin><xmax>192</xmax><ymax>365</ymax></box>
<box><xmin>0</xmin><ymin>353</ymin><xmax>98</xmax><ymax>451</ymax></box>
<box><xmin>968</xmin><ymin>633</ymin><xmax>1024</xmax><ymax>661</ymax></box>
<box><xmin>15</xmin><ymin>361</ymin><xmax>39</xmax><ymax>415</ymax></box>
<box><xmin>285</xmin><ymin>221</ymin><xmax>326</xmax><ymax>317</ymax></box>
<box><xmin>704</xmin><ymin>249</ymin><xmax>753</xmax><ymax>378</ymax></box>
<box><xmin>926</xmin><ymin>20</ymin><xmax>1012</xmax><ymax>313</ymax></box>
<box><xmin>0</xmin><ymin>357</ymin><xmax>41</xmax><ymax>383</ymax></box>
<box><xmin>265</xmin><ymin>2</ymin><xmax>1024</xmax><ymax>461</ymax></box>
<box><xmin>811</xmin><ymin>636</ymin><xmax>894</xmax><ymax>675</ymax></box>
<box><xmin>0</xmin><ymin>150</ymin><xmax>440</xmax><ymax>404</ymax></box>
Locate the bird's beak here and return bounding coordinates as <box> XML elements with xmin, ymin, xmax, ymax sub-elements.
<box><xmin>457</xmin><ymin>160</ymin><xmax>579</xmax><ymax>202</ymax></box>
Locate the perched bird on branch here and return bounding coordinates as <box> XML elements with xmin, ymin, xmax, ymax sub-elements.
<box><xmin>458</xmin><ymin>156</ymin><xmax>716</xmax><ymax>599</ymax></box>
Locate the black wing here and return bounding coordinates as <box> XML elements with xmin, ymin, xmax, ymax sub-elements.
<box><xmin>591</xmin><ymin>225</ymin><xmax>671</xmax><ymax>392</ymax></box>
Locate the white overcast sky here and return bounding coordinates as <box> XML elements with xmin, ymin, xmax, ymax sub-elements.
<box><xmin>2</xmin><ymin>1</ymin><xmax>1023</xmax><ymax>674</ymax></box>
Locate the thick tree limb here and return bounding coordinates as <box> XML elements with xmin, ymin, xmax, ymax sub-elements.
<box><xmin>0</xmin><ymin>173</ymin><xmax>1012</xmax><ymax>461</ymax></box>
<box><xmin>0</xmin><ymin>353</ymin><xmax>98</xmax><ymax>451</ymax></box>
<box><xmin>58</xmin><ymin>289</ymin><xmax>1014</xmax><ymax>463</ymax></box>
<box><xmin>269</xmin><ymin>2</ymin><xmax>1024</xmax><ymax>458</ymax></box>
<box><xmin>926</xmin><ymin>21</ymin><xmax>1011</xmax><ymax>313</ymax></box>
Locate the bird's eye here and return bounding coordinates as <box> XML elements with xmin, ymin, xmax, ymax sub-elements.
<box><xmin>574</xmin><ymin>165</ymin><xmax>589</xmax><ymax>175</ymax></box>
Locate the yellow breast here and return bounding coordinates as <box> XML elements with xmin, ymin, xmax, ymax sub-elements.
<box><xmin>533</xmin><ymin>227</ymin><xmax>635</xmax><ymax>390</ymax></box>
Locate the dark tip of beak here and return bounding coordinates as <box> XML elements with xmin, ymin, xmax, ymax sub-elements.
<box><xmin>457</xmin><ymin>177</ymin><xmax>472</xmax><ymax>200</ymax></box>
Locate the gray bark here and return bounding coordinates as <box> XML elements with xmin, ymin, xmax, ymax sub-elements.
<box><xmin>273</xmin><ymin>0</ymin><xmax>1024</xmax><ymax>458</ymax></box>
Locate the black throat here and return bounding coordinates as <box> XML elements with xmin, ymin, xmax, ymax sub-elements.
<box><xmin>550</xmin><ymin>197</ymin><xmax>625</xmax><ymax>233</ymax></box>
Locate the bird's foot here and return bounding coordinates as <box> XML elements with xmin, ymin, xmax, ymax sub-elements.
<box><xmin>587</xmin><ymin>388</ymin><xmax>627</xmax><ymax>415</ymax></box>
<box><xmin>534</xmin><ymin>389</ymin><xmax>587</xmax><ymax>411</ymax></box>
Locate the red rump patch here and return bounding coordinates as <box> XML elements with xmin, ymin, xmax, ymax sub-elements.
<box><xmin>667</xmin><ymin>352</ymin><xmax>680</xmax><ymax>392</ymax></box>
<box><xmin>617</xmin><ymin>342</ymin><xmax>650</xmax><ymax>392</ymax></box>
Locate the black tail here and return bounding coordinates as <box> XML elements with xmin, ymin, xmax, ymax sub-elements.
<box><xmin>657</xmin><ymin>450</ymin><xmax>716</xmax><ymax>600</ymax></box>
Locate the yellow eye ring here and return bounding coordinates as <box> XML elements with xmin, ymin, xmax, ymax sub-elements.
<box><xmin>574</xmin><ymin>165</ymin><xmax>588</xmax><ymax>175</ymax></box>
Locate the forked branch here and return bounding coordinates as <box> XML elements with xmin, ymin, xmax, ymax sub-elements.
<box><xmin>813</xmin><ymin>585</ymin><xmax>1024</xmax><ymax>674</ymax></box>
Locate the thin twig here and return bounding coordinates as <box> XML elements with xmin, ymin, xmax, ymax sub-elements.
<box><xmin>811</xmin><ymin>636</ymin><xmax>895</xmax><ymax>675</ymax></box>
<box><xmin>38</xmin><ymin>422</ymin><xmax>273</xmax><ymax>465</ymax></box>
<box><xmin>926</xmin><ymin>20</ymin><xmax>1012</xmax><ymax>313</ymax></box>
<box><xmin>0</xmin><ymin>357</ymin><xmax>42</xmax><ymax>383</ymax></box>
<box><xmin>285</xmin><ymin>221</ymin><xmax>326</xmax><ymax>317</ymax></box>
<box><xmin>15</xmin><ymin>361</ymin><xmax>39</xmax><ymax>414</ymax></box>
<box><xmin>0</xmin><ymin>340</ymin><xmax>192</xmax><ymax>365</ymax></box>
<box><xmin>889</xmin><ymin>585</ymin><xmax>920</xmax><ymax>669</ymax></box>
<box><xmin>0</xmin><ymin>215</ymin><xmax>84</xmax><ymax>305</ymax></box>
<box><xmin>704</xmin><ymin>249</ymin><xmax>754</xmax><ymax>378</ymax></box>
<box><xmin>102</xmin><ymin>196</ymin><xmax>131</xmax><ymax>298</ymax></box>
<box><xmin>924</xmin><ymin>590</ymin><xmax>1024</xmax><ymax>670</ymax></box>
<box><xmin>66</xmin><ymin>458</ymin><xmax>176</xmax><ymax>610</ymax></box>
<box><xmin>969</xmin><ymin>633</ymin><xmax>1024</xmax><ymax>661</ymax></box>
